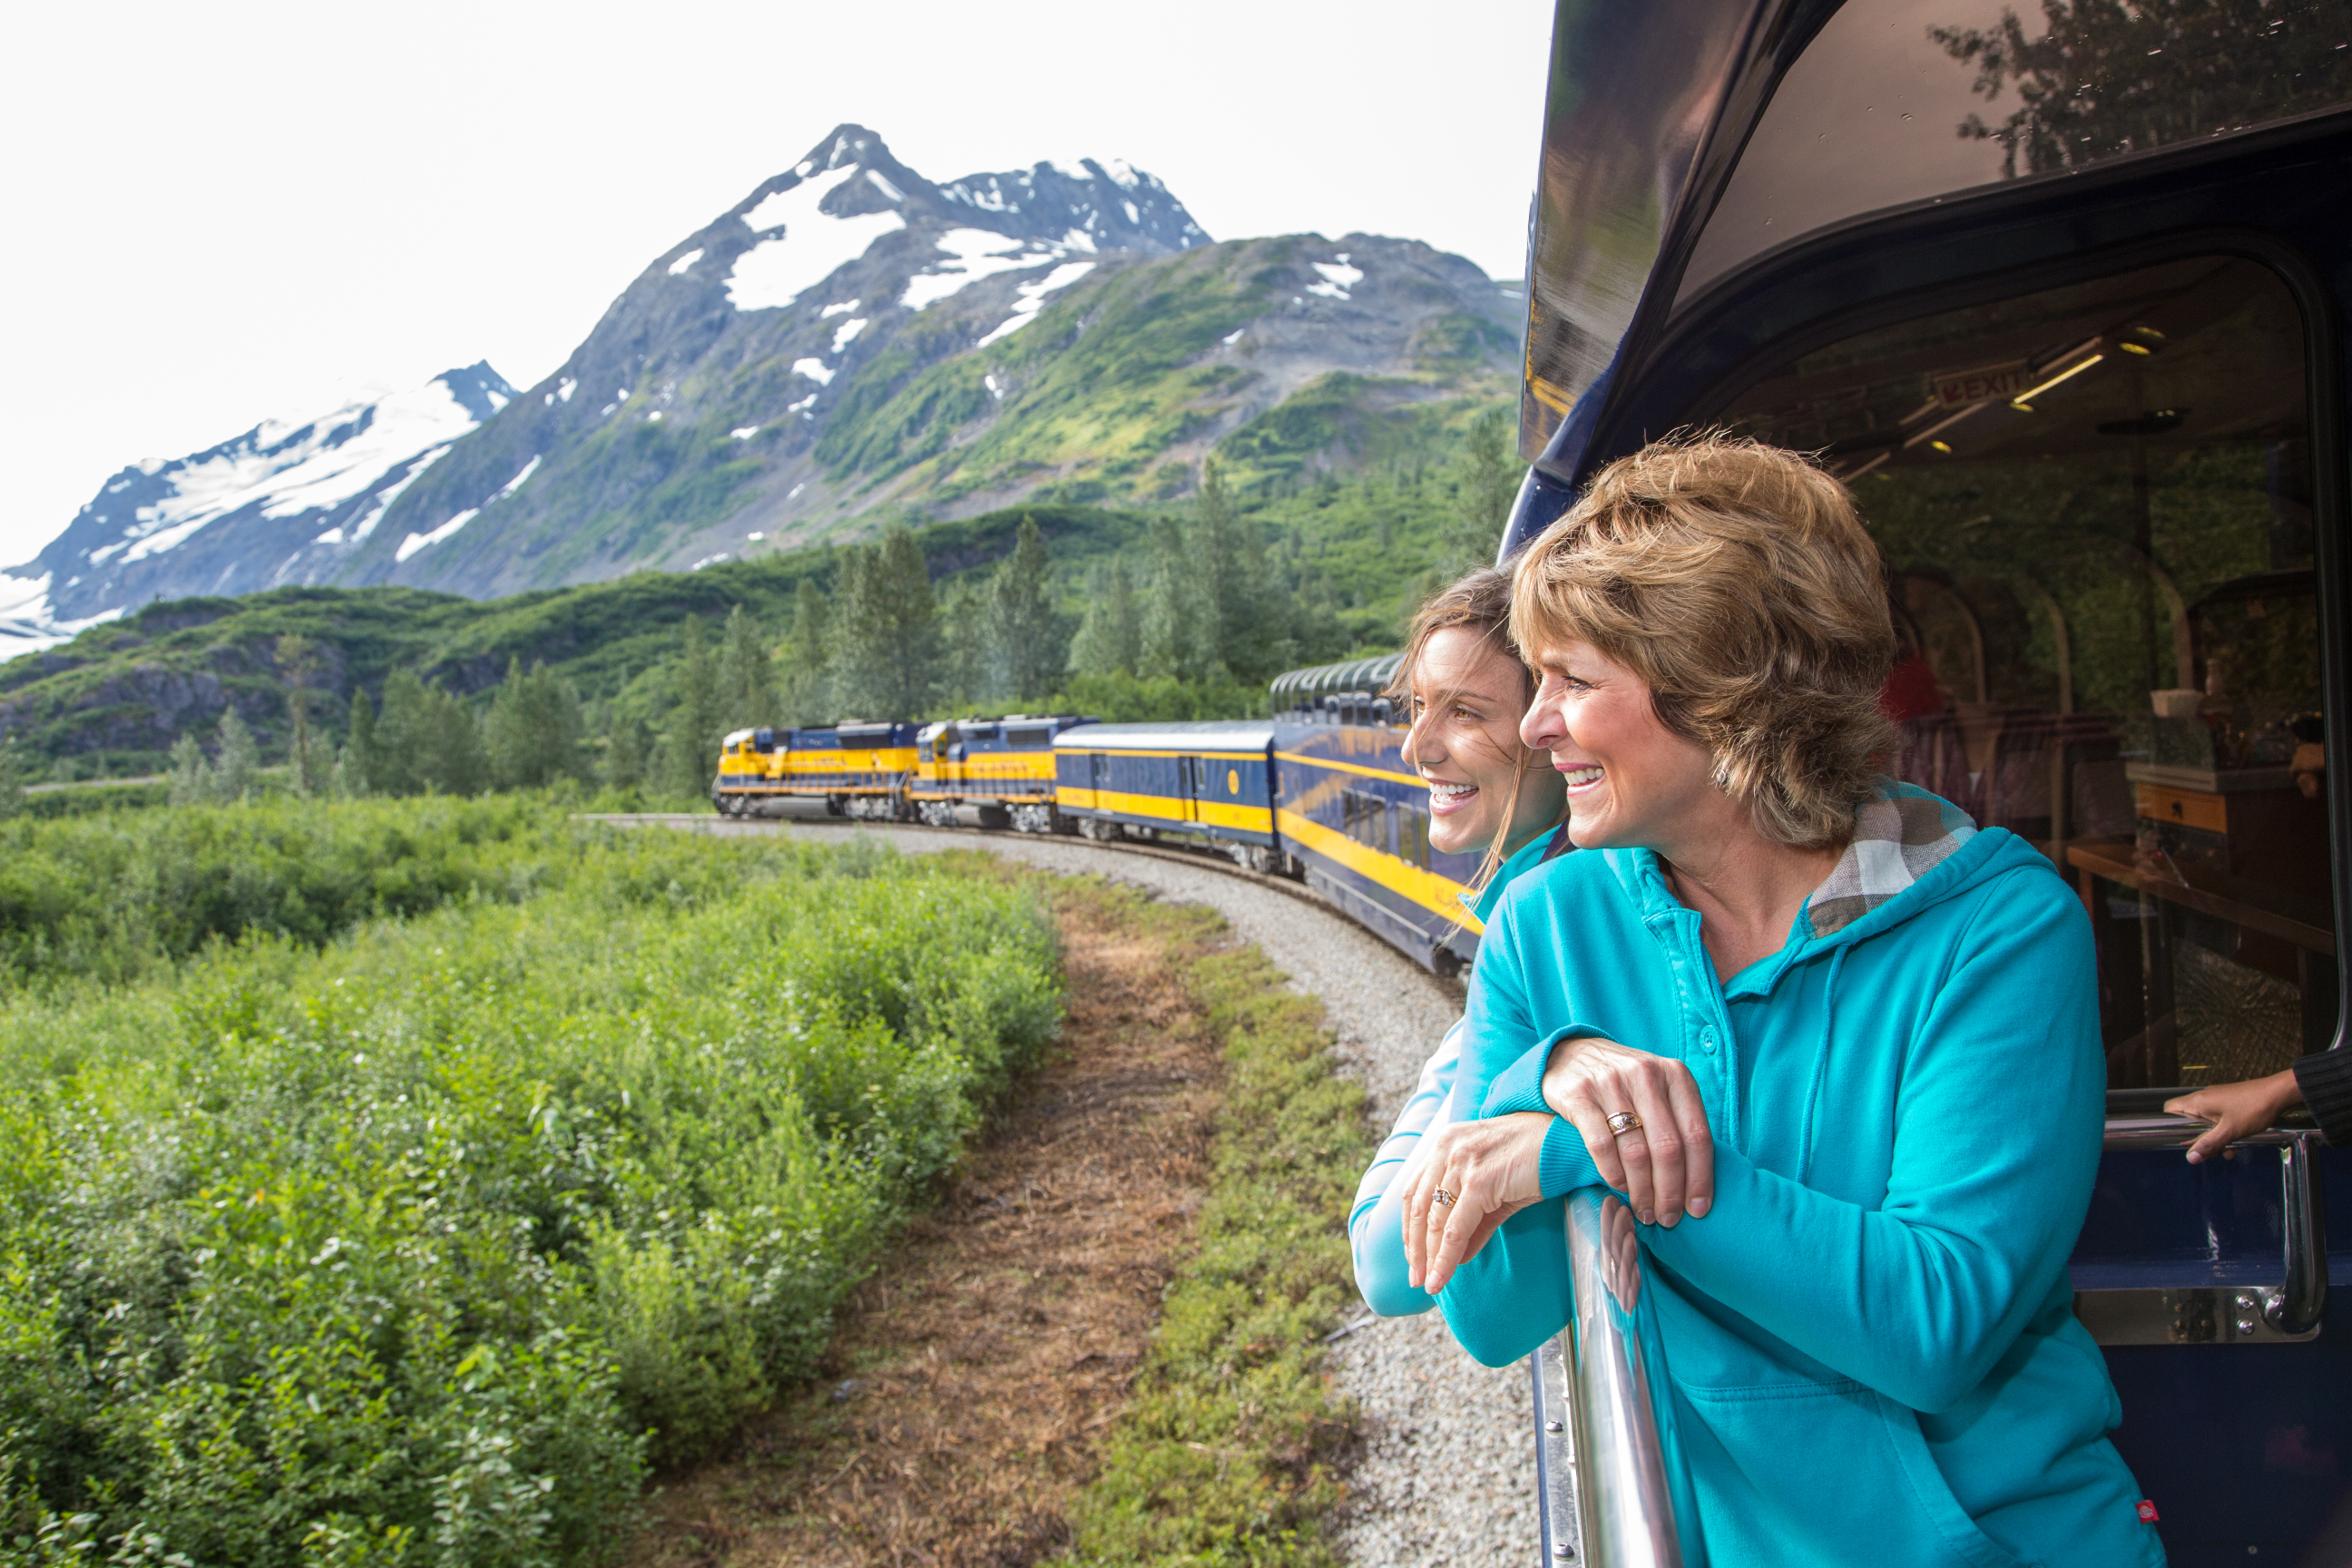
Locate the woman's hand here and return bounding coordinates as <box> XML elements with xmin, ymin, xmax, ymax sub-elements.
<box><xmin>1401</xmin><ymin>1112</ymin><xmax>1552</xmax><ymax>1295</ymax></box>
<box><xmin>2165</xmin><ymin>1070</ymin><xmax>2302</xmax><ymax>1164</ymax></box>
<box><xmin>1541</xmin><ymin>1036</ymin><xmax>1714</xmax><ymax>1227</ymax></box>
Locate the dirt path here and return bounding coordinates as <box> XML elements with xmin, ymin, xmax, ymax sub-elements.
<box><xmin>628</xmin><ymin>882</ymin><xmax>1224</xmax><ymax>1567</ymax></box>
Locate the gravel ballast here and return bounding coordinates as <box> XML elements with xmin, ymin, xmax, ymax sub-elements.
<box><xmin>642</xmin><ymin>812</ymin><xmax>1539</xmax><ymax>1566</ymax></box>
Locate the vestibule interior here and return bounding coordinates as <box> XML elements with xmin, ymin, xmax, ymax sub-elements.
<box><xmin>1722</xmin><ymin>255</ymin><xmax>2336</xmax><ymax>1088</ymax></box>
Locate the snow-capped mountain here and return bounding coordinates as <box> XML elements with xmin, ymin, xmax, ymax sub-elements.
<box><xmin>8</xmin><ymin>122</ymin><xmax>1519</xmax><ymax>629</ymax></box>
<box><xmin>330</xmin><ymin>124</ymin><xmax>1213</xmax><ymax>597</ymax></box>
<box><xmin>10</xmin><ymin>364</ymin><xmax>513</xmax><ymax>639</ymax></box>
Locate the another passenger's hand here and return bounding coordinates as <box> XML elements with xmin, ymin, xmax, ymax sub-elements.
<box><xmin>1540</xmin><ymin>1036</ymin><xmax>1714</xmax><ymax>1227</ymax></box>
<box><xmin>2165</xmin><ymin>1070</ymin><xmax>2302</xmax><ymax>1164</ymax></box>
<box><xmin>1401</xmin><ymin>1113</ymin><xmax>1550</xmax><ymax>1296</ymax></box>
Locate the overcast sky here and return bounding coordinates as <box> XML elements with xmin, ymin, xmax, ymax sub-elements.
<box><xmin>0</xmin><ymin>0</ymin><xmax>1554</xmax><ymax>567</ymax></box>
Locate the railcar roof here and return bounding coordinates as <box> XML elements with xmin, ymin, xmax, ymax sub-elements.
<box><xmin>1054</xmin><ymin>721</ymin><xmax>1279</xmax><ymax>750</ymax></box>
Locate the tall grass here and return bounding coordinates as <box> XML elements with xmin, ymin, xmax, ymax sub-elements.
<box><xmin>0</xmin><ymin>808</ymin><xmax>1061</xmax><ymax>1566</ymax></box>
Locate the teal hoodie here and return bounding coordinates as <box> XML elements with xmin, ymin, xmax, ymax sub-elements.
<box><xmin>1446</xmin><ymin>784</ymin><xmax>2161</xmax><ymax>1568</ymax></box>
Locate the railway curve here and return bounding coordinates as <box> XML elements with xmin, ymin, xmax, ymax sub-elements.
<box><xmin>587</xmin><ymin>807</ymin><xmax>1540</xmax><ymax>1566</ymax></box>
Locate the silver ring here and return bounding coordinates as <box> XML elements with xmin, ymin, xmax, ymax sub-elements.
<box><xmin>1606</xmin><ymin>1111</ymin><xmax>1643</xmax><ymax>1136</ymax></box>
<box><xmin>1432</xmin><ymin>1189</ymin><xmax>1456</xmax><ymax>1208</ymax></box>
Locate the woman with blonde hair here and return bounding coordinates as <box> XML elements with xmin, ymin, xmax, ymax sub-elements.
<box><xmin>1348</xmin><ymin>568</ymin><xmax>1567</xmax><ymax>1316</ymax></box>
<box><xmin>1401</xmin><ymin>434</ymin><xmax>2161</xmax><ymax>1566</ymax></box>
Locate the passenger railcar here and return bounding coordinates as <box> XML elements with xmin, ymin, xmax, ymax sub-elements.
<box><xmin>1502</xmin><ymin>2</ymin><xmax>2352</xmax><ymax>1561</ymax></box>
<box><xmin>710</xmin><ymin>721</ymin><xmax>919</xmax><ymax>818</ymax></box>
<box><xmin>1052</xmin><ymin>700</ymin><xmax>1495</xmax><ymax>975</ymax></box>
<box><xmin>913</xmin><ymin>713</ymin><xmax>1094</xmax><ymax>831</ymax></box>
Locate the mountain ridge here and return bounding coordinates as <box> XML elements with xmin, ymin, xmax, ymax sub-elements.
<box><xmin>8</xmin><ymin>122</ymin><xmax>1518</xmax><ymax>648</ymax></box>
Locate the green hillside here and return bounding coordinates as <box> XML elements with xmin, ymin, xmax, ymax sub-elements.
<box><xmin>0</xmin><ymin>419</ymin><xmax>1510</xmax><ymax>778</ymax></box>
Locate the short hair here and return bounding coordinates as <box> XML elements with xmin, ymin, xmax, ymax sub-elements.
<box><xmin>1508</xmin><ymin>432</ymin><xmax>1897</xmax><ymax>849</ymax></box>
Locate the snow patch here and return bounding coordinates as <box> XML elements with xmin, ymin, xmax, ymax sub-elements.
<box><xmin>900</xmin><ymin>230</ymin><xmax>1057</xmax><ymax>310</ymax></box>
<box><xmin>1048</xmin><ymin>158</ymin><xmax>1093</xmax><ymax>180</ymax></box>
<box><xmin>108</xmin><ymin>379</ymin><xmax>485</xmax><ymax>567</ymax></box>
<box><xmin>786</xmin><ymin>394</ymin><xmax>817</xmax><ymax>414</ymax></box>
<box><xmin>485</xmin><ymin>389</ymin><xmax>508</xmax><ymax>412</ymax></box>
<box><xmin>691</xmin><ymin>553</ymin><xmax>730</xmax><ymax>571</ymax></box>
<box><xmin>1223</xmin><ymin>328</ymin><xmax>1246</xmax><ymax>346</ymax></box>
<box><xmin>819</xmin><ymin>299</ymin><xmax>861</xmax><ymax>318</ymax></box>
<box><xmin>791</xmin><ymin>358</ymin><xmax>835</xmax><ymax>386</ymax></box>
<box><xmin>1060</xmin><ymin>228</ymin><xmax>1097</xmax><ymax>253</ymax></box>
<box><xmin>557</xmin><ymin>377</ymin><xmax>576</xmax><ymax>402</ymax></box>
<box><xmin>747</xmin><ymin>531</ymin><xmax>765</xmax><ymax>542</ymax></box>
<box><xmin>668</xmin><ymin>248</ymin><xmax>705</xmax><ymax>276</ymax></box>
<box><xmin>730</xmin><ymin>426</ymin><xmax>760</xmax><ymax>440</ymax></box>
<box><xmin>395</xmin><ymin>507</ymin><xmax>477</xmax><ymax>564</ymax></box>
<box><xmin>1101</xmin><ymin>158</ymin><xmax>1142</xmax><ymax>189</ymax></box>
<box><xmin>831</xmin><ymin>317</ymin><xmax>867</xmax><ymax>353</ymax></box>
<box><xmin>865</xmin><ymin>170</ymin><xmax>905</xmax><ymax>202</ymax></box>
<box><xmin>984</xmin><ymin>373</ymin><xmax>1004</xmax><ymax>400</ymax></box>
<box><xmin>351</xmin><ymin>445</ymin><xmax>450</xmax><ymax>542</ymax></box>
<box><xmin>1308</xmin><ymin>259</ymin><xmax>1364</xmax><ymax>300</ymax></box>
<box><xmin>1122</xmin><ymin>200</ymin><xmax>1141</xmax><ymax>225</ymax></box>
<box><xmin>728</xmin><ymin>165</ymin><xmax>907</xmax><ymax>312</ymax></box>
<box><xmin>313</xmin><ymin>527</ymin><xmax>344</xmax><ymax>544</ymax></box>
<box><xmin>645</xmin><ymin>410</ymin><xmax>663</xmax><ymax>422</ymax></box>
<box><xmin>492</xmin><ymin>455</ymin><xmax>541</xmax><ymax>500</ymax></box>
<box><xmin>975</xmin><ymin>260</ymin><xmax>1097</xmax><ymax>347</ymax></box>
<box><xmin>788</xmin><ymin>483</ymin><xmax>806</xmax><ymax>500</ymax></box>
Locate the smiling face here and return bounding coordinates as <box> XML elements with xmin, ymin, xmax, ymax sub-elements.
<box><xmin>1517</xmin><ymin>637</ymin><xmax>1730</xmax><ymax>857</ymax></box>
<box><xmin>1403</xmin><ymin>625</ymin><xmax>1564</xmax><ymax>858</ymax></box>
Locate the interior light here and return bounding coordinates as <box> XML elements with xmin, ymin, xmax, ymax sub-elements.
<box><xmin>2008</xmin><ymin>351</ymin><xmax>2105</xmax><ymax>411</ymax></box>
<box><xmin>1929</xmin><ymin>440</ymin><xmax>1953</xmax><ymax>454</ymax></box>
<box><xmin>2119</xmin><ymin>341</ymin><xmax>2152</xmax><ymax>356</ymax></box>
<box><xmin>2132</xmin><ymin>325</ymin><xmax>2167</xmax><ymax>340</ymax></box>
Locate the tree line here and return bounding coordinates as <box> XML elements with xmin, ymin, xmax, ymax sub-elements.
<box><xmin>137</xmin><ymin>422</ymin><xmax>1524</xmax><ymax>808</ymax></box>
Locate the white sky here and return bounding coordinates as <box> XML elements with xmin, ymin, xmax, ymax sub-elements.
<box><xmin>0</xmin><ymin>0</ymin><xmax>1555</xmax><ymax>568</ymax></box>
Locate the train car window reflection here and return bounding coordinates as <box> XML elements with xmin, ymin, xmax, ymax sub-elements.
<box><xmin>1678</xmin><ymin>0</ymin><xmax>2352</xmax><ymax>308</ymax></box>
<box><xmin>1720</xmin><ymin>253</ymin><xmax>2335</xmax><ymax>1089</ymax></box>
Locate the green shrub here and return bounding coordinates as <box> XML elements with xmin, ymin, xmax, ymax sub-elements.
<box><xmin>0</xmin><ymin>808</ymin><xmax>1062</xmax><ymax>1565</ymax></box>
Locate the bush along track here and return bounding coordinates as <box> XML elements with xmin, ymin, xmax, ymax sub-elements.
<box><xmin>0</xmin><ymin>818</ymin><xmax>1060</xmax><ymax>1567</ymax></box>
<box><xmin>1063</xmin><ymin>894</ymin><xmax>1372</xmax><ymax>1567</ymax></box>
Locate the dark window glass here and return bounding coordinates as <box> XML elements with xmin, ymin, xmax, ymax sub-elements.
<box><xmin>1721</xmin><ymin>254</ymin><xmax>2335</xmax><ymax>1089</ymax></box>
<box><xmin>1679</xmin><ymin>0</ymin><xmax>2352</xmax><ymax>308</ymax></box>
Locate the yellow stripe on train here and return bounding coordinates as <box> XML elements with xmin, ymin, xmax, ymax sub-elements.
<box><xmin>1274</xmin><ymin>808</ymin><xmax>1482</xmax><ymax>933</ymax></box>
<box><xmin>1057</xmin><ymin>788</ymin><xmax>1274</xmax><ymax>836</ymax></box>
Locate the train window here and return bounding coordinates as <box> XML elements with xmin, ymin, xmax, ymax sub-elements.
<box><xmin>1678</xmin><ymin>1</ymin><xmax>2352</xmax><ymax>308</ymax></box>
<box><xmin>1721</xmin><ymin>253</ymin><xmax>2335</xmax><ymax>1089</ymax></box>
<box><xmin>1397</xmin><ymin>803</ymin><xmax>1431</xmax><ymax>869</ymax></box>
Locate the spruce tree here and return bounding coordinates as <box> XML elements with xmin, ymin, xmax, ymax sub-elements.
<box><xmin>987</xmin><ymin>514</ymin><xmax>1062</xmax><ymax>704</ymax></box>
<box><xmin>783</xmin><ymin>577</ymin><xmax>831</xmax><ymax>724</ymax></box>
<box><xmin>275</xmin><ymin>632</ymin><xmax>322</xmax><ymax>795</ymax></box>
<box><xmin>831</xmin><ymin>524</ymin><xmax>940</xmax><ymax>719</ymax></box>
<box><xmin>213</xmin><ymin>708</ymin><xmax>260</xmax><ymax>803</ymax></box>
<box><xmin>716</xmin><ymin>605</ymin><xmax>779</xmax><ymax>730</ymax></box>
<box><xmin>1437</xmin><ymin>406</ymin><xmax>1521</xmax><ymax>578</ymax></box>
<box><xmin>1068</xmin><ymin>559</ymin><xmax>1142</xmax><ymax>678</ymax></box>
<box><xmin>606</xmin><ymin>714</ymin><xmax>653</xmax><ymax>790</ymax></box>
<box><xmin>372</xmin><ymin>671</ymin><xmax>430</xmax><ymax>797</ymax></box>
<box><xmin>347</xmin><ymin>689</ymin><xmax>378</xmax><ymax>796</ymax></box>
<box><xmin>660</xmin><ymin>617</ymin><xmax>722</xmax><ymax>799</ymax></box>
<box><xmin>423</xmin><ymin>683</ymin><xmax>489</xmax><ymax>796</ymax></box>
<box><xmin>1141</xmin><ymin>512</ymin><xmax>1202</xmax><ymax>681</ymax></box>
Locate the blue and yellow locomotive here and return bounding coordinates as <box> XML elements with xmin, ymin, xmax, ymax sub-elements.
<box><xmin>710</xmin><ymin>721</ymin><xmax>920</xmax><ymax>818</ymax></box>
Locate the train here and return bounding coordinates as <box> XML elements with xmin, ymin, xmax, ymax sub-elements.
<box><xmin>710</xmin><ymin>651</ymin><xmax>1494</xmax><ymax>975</ymax></box>
<box><xmin>715</xmin><ymin>0</ymin><xmax>2352</xmax><ymax>1552</ymax></box>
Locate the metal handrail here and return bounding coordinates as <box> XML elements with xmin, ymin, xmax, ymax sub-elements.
<box><xmin>2101</xmin><ymin>1112</ymin><xmax>2328</xmax><ymax>1336</ymax></box>
<box><xmin>1534</xmin><ymin>1188</ymin><xmax>1707</xmax><ymax>1566</ymax></box>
